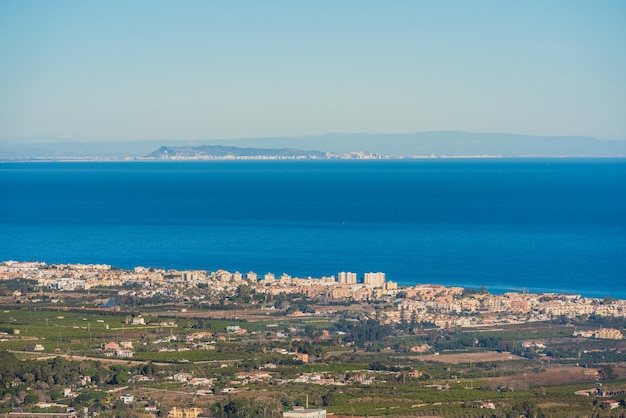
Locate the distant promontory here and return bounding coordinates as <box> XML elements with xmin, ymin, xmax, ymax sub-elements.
<box><xmin>2</xmin><ymin>131</ymin><xmax>626</xmax><ymax>160</ymax></box>
<box><xmin>145</xmin><ymin>145</ymin><xmax>382</xmax><ymax>160</ymax></box>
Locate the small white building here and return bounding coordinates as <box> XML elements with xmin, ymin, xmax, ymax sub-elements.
<box><xmin>189</xmin><ymin>377</ymin><xmax>213</xmax><ymax>386</ymax></box>
<box><xmin>283</xmin><ymin>407</ymin><xmax>327</xmax><ymax>418</ymax></box>
<box><xmin>120</xmin><ymin>340</ymin><xmax>134</xmax><ymax>349</ymax></box>
<box><xmin>131</xmin><ymin>316</ymin><xmax>145</xmax><ymax>325</ymax></box>
<box><xmin>117</xmin><ymin>349</ymin><xmax>134</xmax><ymax>358</ymax></box>
<box><xmin>173</xmin><ymin>373</ymin><xmax>192</xmax><ymax>382</ymax></box>
<box><xmin>120</xmin><ymin>394</ymin><xmax>134</xmax><ymax>404</ymax></box>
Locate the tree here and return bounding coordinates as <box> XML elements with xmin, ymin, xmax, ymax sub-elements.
<box><xmin>110</xmin><ymin>372</ymin><xmax>129</xmax><ymax>386</ymax></box>
<box><xmin>399</xmin><ymin>305</ymin><xmax>407</xmax><ymax>330</ymax></box>
<box><xmin>304</xmin><ymin>325</ymin><xmax>317</xmax><ymax>339</ymax></box>
<box><xmin>24</xmin><ymin>392</ymin><xmax>38</xmax><ymax>405</ymax></box>
<box><xmin>409</xmin><ymin>309</ymin><xmax>418</xmax><ymax>333</ymax></box>
<box><xmin>139</xmin><ymin>362</ymin><xmax>157</xmax><ymax>377</ymax></box>
<box><xmin>49</xmin><ymin>389</ymin><xmax>63</xmax><ymax>401</ymax></box>
<box><xmin>601</xmin><ymin>365</ymin><xmax>617</xmax><ymax>381</ymax></box>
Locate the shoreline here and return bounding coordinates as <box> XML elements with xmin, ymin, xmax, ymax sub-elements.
<box><xmin>3</xmin><ymin>259</ymin><xmax>624</xmax><ymax>302</ymax></box>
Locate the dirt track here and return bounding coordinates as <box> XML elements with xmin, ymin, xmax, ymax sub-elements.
<box><xmin>9</xmin><ymin>351</ymin><xmax>170</xmax><ymax>367</ymax></box>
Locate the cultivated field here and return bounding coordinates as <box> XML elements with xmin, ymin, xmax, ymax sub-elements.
<box><xmin>409</xmin><ymin>351</ymin><xmax>524</xmax><ymax>363</ymax></box>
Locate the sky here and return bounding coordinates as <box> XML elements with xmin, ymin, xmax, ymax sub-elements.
<box><xmin>1</xmin><ymin>1</ymin><xmax>625</xmax><ymax>143</ymax></box>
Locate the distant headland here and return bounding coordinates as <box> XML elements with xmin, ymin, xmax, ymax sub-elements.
<box><xmin>144</xmin><ymin>145</ymin><xmax>384</xmax><ymax>160</ymax></box>
<box><xmin>2</xmin><ymin>131</ymin><xmax>626</xmax><ymax>161</ymax></box>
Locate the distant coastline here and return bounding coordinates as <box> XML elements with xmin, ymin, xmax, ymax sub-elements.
<box><xmin>3</xmin><ymin>258</ymin><xmax>625</xmax><ymax>304</ymax></box>
<box><xmin>1</xmin><ymin>155</ymin><xmax>507</xmax><ymax>162</ymax></box>
<box><xmin>2</xmin><ymin>131</ymin><xmax>626</xmax><ymax>161</ymax></box>
<box><xmin>4</xmin><ymin>155</ymin><xmax>626</xmax><ymax>163</ymax></box>
<box><xmin>1</xmin><ymin>258</ymin><xmax>616</xmax><ymax>300</ymax></box>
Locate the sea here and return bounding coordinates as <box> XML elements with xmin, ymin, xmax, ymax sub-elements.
<box><xmin>1</xmin><ymin>159</ymin><xmax>625</xmax><ymax>299</ymax></box>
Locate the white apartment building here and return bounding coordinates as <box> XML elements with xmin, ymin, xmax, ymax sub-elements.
<box><xmin>337</xmin><ymin>272</ymin><xmax>357</xmax><ymax>284</ymax></box>
<box><xmin>364</xmin><ymin>272</ymin><xmax>385</xmax><ymax>287</ymax></box>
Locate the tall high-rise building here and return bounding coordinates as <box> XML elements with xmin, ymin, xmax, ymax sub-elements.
<box><xmin>363</xmin><ymin>272</ymin><xmax>385</xmax><ymax>287</ymax></box>
<box><xmin>337</xmin><ymin>271</ymin><xmax>357</xmax><ymax>284</ymax></box>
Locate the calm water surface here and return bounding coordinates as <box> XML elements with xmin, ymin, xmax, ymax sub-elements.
<box><xmin>1</xmin><ymin>160</ymin><xmax>625</xmax><ymax>298</ymax></box>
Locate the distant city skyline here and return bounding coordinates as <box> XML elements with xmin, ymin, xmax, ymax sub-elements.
<box><xmin>1</xmin><ymin>1</ymin><xmax>625</xmax><ymax>143</ymax></box>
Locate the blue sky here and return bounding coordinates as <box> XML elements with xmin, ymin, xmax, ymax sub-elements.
<box><xmin>1</xmin><ymin>1</ymin><xmax>625</xmax><ymax>142</ymax></box>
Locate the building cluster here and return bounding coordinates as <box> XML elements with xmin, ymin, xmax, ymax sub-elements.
<box><xmin>103</xmin><ymin>340</ymin><xmax>135</xmax><ymax>358</ymax></box>
<box><xmin>2</xmin><ymin>261</ymin><xmax>626</xmax><ymax>331</ymax></box>
<box><xmin>0</xmin><ymin>261</ymin><xmax>398</xmax><ymax>302</ymax></box>
<box><xmin>573</xmin><ymin>328</ymin><xmax>625</xmax><ymax>340</ymax></box>
<box><xmin>394</xmin><ymin>285</ymin><xmax>626</xmax><ymax>329</ymax></box>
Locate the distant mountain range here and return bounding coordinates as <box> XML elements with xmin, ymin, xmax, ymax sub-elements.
<box><xmin>2</xmin><ymin>131</ymin><xmax>626</xmax><ymax>160</ymax></box>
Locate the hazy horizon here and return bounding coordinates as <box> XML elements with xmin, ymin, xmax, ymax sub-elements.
<box><xmin>2</xmin><ymin>131</ymin><xmax>626</xmax><ymax>159</ymax></box>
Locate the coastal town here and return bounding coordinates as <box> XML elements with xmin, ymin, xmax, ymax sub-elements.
<box><xmin>2</xmin><ymin>260</ymin><xmax>626</xmax><ymax>418</ymax></box>
<box><xmin>2</xmin><ymin>260</ymin><xmax>625</xmax><ymax>331</ymax></box>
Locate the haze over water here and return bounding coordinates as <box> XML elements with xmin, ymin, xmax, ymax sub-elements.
<box><xmin>1</xmin><ymin>160</ymin><xmax>625</xmax><ymax>298</ymax></box>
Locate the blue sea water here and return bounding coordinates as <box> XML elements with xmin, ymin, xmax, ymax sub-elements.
<box><xmin>1</xmin><ymin>159</ymin><xmax>625</xmax><ymax>298</ymax></box>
